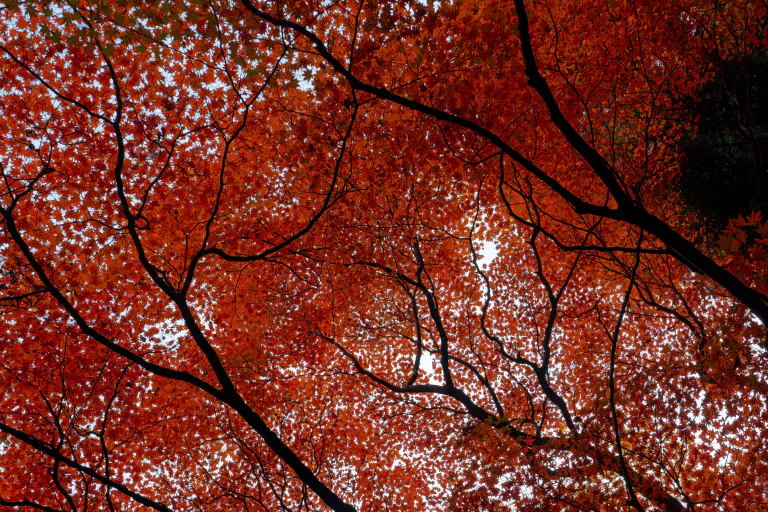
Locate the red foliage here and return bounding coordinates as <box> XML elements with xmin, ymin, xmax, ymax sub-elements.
<box><xmin>0</xmin><ymin>0</ymin><xmax>766</xmax><ymax>510</ymax></box>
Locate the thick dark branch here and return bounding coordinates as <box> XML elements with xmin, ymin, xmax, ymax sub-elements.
<box><xmin>239</xmin><ymin>0</ymin><xmax>768</xmax><ymax>327</ymax></box>
<box><xmin>92</xmin><ymin>39</ymin><xmax>355</xmax><ymax>507</ymax></box>
<box><xmin>0</xmin><ymin>209</ymin><xmax>218</xmax><ymax>394</ymax></box>
<box><xmin>0</xmin><ymin>422</ymin><xmax>173</xmax><ymax>512</ymax></box>
<box><xmin>0</xmin><ymin>497</ymin><xmax>63</xmax><ymax>512</ymax></box>
<box><xmin>511</xmin><ymin>0</ymin><xmax>630</xmax><ymax>205</ymax></box>
<box><xmin>237</xmin><ymin>0</ymin><xmax>618</xmax><ymax>222</ymax></box>
<box><xmin>499</xmin><ymin>173</ymin><xmax>667</xmax><ymax>255</ymax></box>
<box><xmin>48</xmin><ymin>461</ymin><xmax>77</xmax><ymax>512</ymax></box>
<box><xmin>410</xmin><ymin>242</ymin><xmax>455</xmax><ymax>389</ymax></box>
<box><xmin>509</xmin><ymin>0</ymin><xmax>768</xmax><ymax>327</ymax></box>
<box><xmin>1</xmin><ymin>194</ymin><xmax>353</xmax><ymax>512</ymax></box>
<box><xmin>210</xmin><ymin>389</ymin><xmax>356</xmax><ymax>512</ymax></box>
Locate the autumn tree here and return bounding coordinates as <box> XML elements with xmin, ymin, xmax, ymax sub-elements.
<box><xmin>0</xmin><ymin>0</ymin><xmax>766</xmax><ymax>510</ymax></box>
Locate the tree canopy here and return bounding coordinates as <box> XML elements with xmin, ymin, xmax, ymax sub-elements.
<box><xmin>0</xmin><ymin>0</ymin><xmax>766</xmax><ymax>510</ymax></box>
